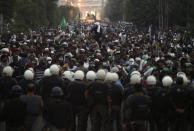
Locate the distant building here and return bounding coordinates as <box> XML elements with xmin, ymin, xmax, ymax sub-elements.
<box><xmin>58</xmin><ymin>0</ymin><xmax>106</xmax><ymax>19</ymax></box>
<box><xmin>78</xmin><ymin>0</ymin><xmax>105</xmax><ymax>19</ymax></box>
<box><xmin>57</xmin><ymin>0</ymin><xmax>74</xmax><ymax>6</ymax></box>
<box><xmin>57</xmin><ymin>0</ymin><xmax>66</xmax><ymax>6</ymax></box>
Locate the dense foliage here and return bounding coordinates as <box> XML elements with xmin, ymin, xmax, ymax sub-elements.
<box><xmin>0</xmin><ymin>0</ymin><xmax>80</xmax><ymax>31</ymax></box>
<box><xmin>105</xmin><ymin>0</ymin><xmax>194</xmax><ymax>31</ymax></box>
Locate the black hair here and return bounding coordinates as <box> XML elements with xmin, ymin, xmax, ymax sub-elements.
<box><xmin>134</xmin><ymin>84</ymin><xmax>143</xmax><ymax>92</ymax></box>
<box><xmin>27</xmin><ymin>83</ymin><xmax>36</xmax><ymax>93</ymax></box>
<box><xmin>176</xmin><ymin>77</ymin><xmax>183</xmax><ymax>85</ymax></box>
<box><xmin>1</xmin><ymin>55</ymin><xmax>8</xmax><ymax>61</ymax></box>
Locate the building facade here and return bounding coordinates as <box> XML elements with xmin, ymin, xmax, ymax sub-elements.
<box><xmin>58</xmin><ymin>0</ymin><xmax>106</xmax><ymax>20</ymax></box>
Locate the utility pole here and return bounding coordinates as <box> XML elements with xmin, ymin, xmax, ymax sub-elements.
<box><xmin>164</xmin><ymin>0</ymin><xmax>168</xmax><ymax>30</ymax></box>
<box><xmin>159</xmin><ymin>0</ymin><xmax>162</xmax><ymax>30</ymax></box>
<box><xmin>101</xmin><ymin>0</ymin><xmax>104</xmax><ymax>19</ymax></box>
<box><xmin>159</xmin><ymin>0</ymin><xmax>168</xmax><ymax>31</ymax></box>
<box><xmin>0</xmin><ymin>14</ymin><xmax>3</xmax><ymax>34</ymax></box>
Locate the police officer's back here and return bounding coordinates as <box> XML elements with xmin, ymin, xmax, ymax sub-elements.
<box><xmin>123</xmin><ymin>71</ymin><xmax>142</xmax><ymax>100</ymax></box>
<box><xmin>2</xmin><ymin>85</ymin><xmax>27</xmax><ymax>131</ymax></box>
<box><xmin>20</xmin><ymin>82</ymin><xmax>43</xmax><ymax>131</ymax></box>
<box><xmin>105</xmin><ymin>72</ymin><xmax>123</xmax><ymax>131</ymax></box>
<box><xmin>62</xmin><ymin>71</ymin><xmax>74</xmax><ymax>96</ymax></box>
<box><xmin>67</xmin><ymin>70</ymin><xmax>88</xmax><ymax>131</ymax></box>
<box><xmin>151</xmin><ymin>76</ymin><xmax>173</xmax><ymax>131</ymax></box>
<box><xmin>169</xmin><ymin>76</ymin><xmax>191</xmax><ymax>131</ymax></box>
<box><xmin>88</xmin><ymin>69</ymin><xmax>111</xmax><ymax>131</ymax></box>
<box><xmin>146</xmin><ymin>75</ymin><xmax>158</xmax><ymax>131</ymax></box>
<box><xmin>124</xmin><ymin>84</ymin><xmax>151</xmax><ymax>131</ymax></box>
<box><xmin>19</xmin><ymin>69</ymin><xmax>37</xmax><ymax>94</ymax></box>
<box><xmin>41</xmin><ymin>65</ymin><xmax>64</xmax><ymax>100</ymax></box>
<box><xmin>67</xmin><ymin>70</ymin><xmax>87</xmax><ymax>106</ymax></box>
<box><xmin>43</xmin><ymin>87</ymin><xmax>73</xmax><ymax>131</ymax></box>
<box><xmin>0</xmin><ymin>66</ymin><xmax>17</xmax><ymax>99</ymax></box>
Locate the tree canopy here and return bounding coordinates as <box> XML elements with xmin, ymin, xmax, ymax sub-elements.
<box><xmin>104</xmin><ymin>0</ymin><xmax>194</xmax><ymax>32</ymax></box>
<box><xmin>0</xmin><ymin>0</ymin><xmax>80</xmax><ymax>31</ymax></box>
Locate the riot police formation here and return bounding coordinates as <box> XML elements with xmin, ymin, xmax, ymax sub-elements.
<box><xmin>0</xmin><ymin>22</ymin><xmax>194</xmax><ymax>131</ymax></box>
<box><xmin>0</xmin><ymin>61</ymin><xmax>194</xmax><ymax>131</ymax></box>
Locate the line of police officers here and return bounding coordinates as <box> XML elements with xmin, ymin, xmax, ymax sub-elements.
<box><xmin>0</xmin><ymin>64</ymin><xmax>194</xmax><ymax>131</ymax></box>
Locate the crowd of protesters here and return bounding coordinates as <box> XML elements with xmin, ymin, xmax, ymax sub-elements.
<box><xmin>0</xmin><ymin>21</ymin><xmax>194</xmax><ymax>131</ymax></box>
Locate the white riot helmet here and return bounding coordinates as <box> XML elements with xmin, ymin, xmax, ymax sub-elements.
<box><xmin>74</xmin><ymin>70</ymin><xmax>85</xmax><ymax>80</ymax></box>
<box><xmin>105</xmin><ymin>72</ymin><xmax>113</xmax><ymax>82</ymax></box>
<box><xmin>130</xmin><ymin>74</ymin><xmax>141</xmax><ymax>85</ymax></box>
<box><xmin>96</xmin><ymin>69</ymin><xmax>106</xmax><ymax>80</ymax></box>
<box><xmin>177</xmin><ymin>72</ymin><xmax>186</xmax><ymax>77</ymax></box>
<box><xmin>111</xmin><ymin>67</ymin><xmax>119</xmax><ymax>73</ymax></box>
<box><xmin>162</xmin><ymin>76</ymin><xmax>173</xmax><ymax>87</ymax></box>
<box><xmin>44</xmin><ymin>68</ymin><xmax>51</xmax><ymax>77</ymax></box>
<box><xmin>112</xmin><ymin>73</ymin><xmax>119</xmax><ymax>82</ymax></box>
<box><xmin>130</xmin><ymin>71</ymin><xmax>141</xmax><ymax>77</ymax></box>
<box><xmin>3</xmin><ymin>66</ymin><xmax>14</xmax><ymax>77</ymax></box>
<box><xmin>50</xmin><ymin>64</ymin><xmax>60</xmax><ymax>75</ymax></box>
<box><xmin>24</xmin><ymin>70</ymin><xmax>34</xmax><ymax>80</ymax></box>
<box><xmin>63</xmin><ymin>71</ymin><xmax>74</xmax><ymax>81</ymax></box>
<box><xmin>86</xmin><ymin>71</ymin><xmax>96</xmax><ymax>81</ymax></box>
<box><xmin>177</xmin><ymin>72</ymin><xmax>188</xmax><ymax>86</ymax></box>
<box><xmin>146</xmin><ymin>75</ymin><xmax>157</xmax><ymax>85</ymax></box>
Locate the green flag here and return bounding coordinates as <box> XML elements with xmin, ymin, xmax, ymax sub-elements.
<box><xmin>60</xmin><ymin>17</ymin><xmax>66</xmax><ymax>28</ymax></box>
<box><xmin>75</xmin><ymin>14</ymin><xmax>80</xmax><ymax>20</ymax></box>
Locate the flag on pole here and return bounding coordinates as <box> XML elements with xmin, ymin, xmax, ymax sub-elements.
<box><xmin>60</xmin><ymin>17</ymin><xmax>66</xmax><ymax>28</ymax></box>
<box><xmin>75</xmin><ymin>14</ymin><xmax>80</xmax><ymax>21</ymax></box>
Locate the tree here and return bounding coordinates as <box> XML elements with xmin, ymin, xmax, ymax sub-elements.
<box><xmin>0</xmin><ymin>0</ymin><xmax>80</xmax><ymax>32</ymax></box>
<box><xmin>104</xmin><ymin>0</ymin><xmax>124</xmax><ymax>21</ymax></box>
<box><xmin>0</xmin><ymin>0</ymin><xmax>17</xmax><ymax>21</ymax></box>
<box><xmin>104</xmin><ymin>0</ymin><xmax>194</xmax><ymax>32</ymax></box>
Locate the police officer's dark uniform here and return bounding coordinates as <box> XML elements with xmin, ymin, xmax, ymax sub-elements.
<box><xmin>0</xmin><ymin>68</ymin><xmax>17</xmax><ymax>124</ymax></box>
<box><xmin>0</xmin><ymin>74</ymin><xmax>17</xmax><ymax>100</ymax></box>
<box><xmin>110</xmin><ymin>83</ymin><xmax>123</xmax><ymax>131</ymax></box>
<box><xmin>189</xmin><ymin>82</ymin><xmax>194</xmax><ymax>131</ymax></box>
<box><xmin>67</xmin><ymin>78</ymin><xmax>88</xmax><ymax>131</ymax></box>
<box><xmin>88</xmin><ymin>80</ymin><xmax>111</xmax><ymax>131</ymax></box>
<box><xmin>19</xmin><ymin>79</ymin><xmax>38</xmax><ymax>94</ymax></box>
<box><xmin>153</xmin><ymin>86</ymin><xmax>171</xmax><ymax>131</ymax></box>
<box><xmin>123</xmin><ymin>84</ymin><xmax>151</xmax><ymax>131</ymax></box>
<box><xmin>123</xmin><ymin>84</ymin><xmax>134</xmax><ymax>101</ymax></box>
<box><xmin>40</xmin><ymin>74</ymin><xmax>64</xmax><ymax>100</ymax></box>
<box><xmin>20</xmin><ymin>83</ymin><xmax>42</xmax><ymax>131</ymax></box>
<box><xmin>2</xmin><ymin>85</ymin><xmax>27</xmax><ymax>131</ymax></box>
<box><xmin>43</xmin><ymin>87</ymin><xmax>73</xmax><ymax>131</ymax></box>
<box><xmin>169</xmin><ymin>77</ymin><xmax>191</xmax><ymax>131</ymax></box>
<box><xmin>146</xmin><ymin>84</ymin><xmax>158</xmax><ymax>131</ymax></box>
